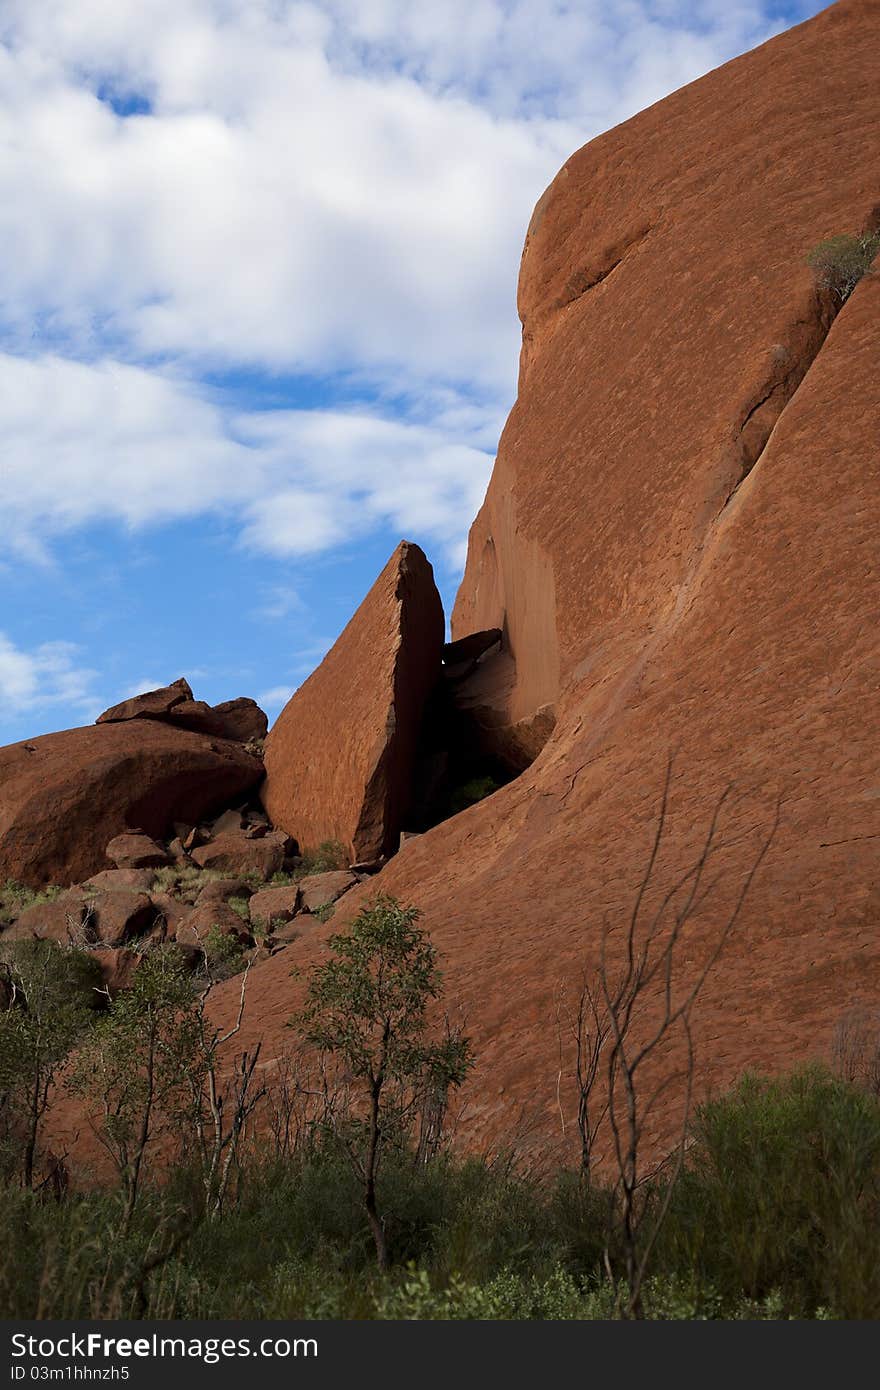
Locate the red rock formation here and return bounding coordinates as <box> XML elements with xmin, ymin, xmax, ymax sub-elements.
<box><xmin>262</xmin><ymin>541</ymin><xmax>445</xmax><ymax>860</ymax></box>
<box><xmin>169</xmin><ymin>698</ymin><xmax>268</xmax><ymax>743</ymax></box>
<box><xmin>96</xmin><ymin>678</ymin><xmax>193</xmax><ymax>724</ymax></box>
<box><xmin>211</xmin><ymin>0</ymin><xmax>880</xmax><ymax>1166</ymax></box>
<box><xmin>0</xmin><ymin>723</ymin><xmax>263</xmax><ymax>888</ymax></box>
<box><xmin>97</xmin><ymin>682</ymin><xmax>267</xmax><ymax>744</ymax></box>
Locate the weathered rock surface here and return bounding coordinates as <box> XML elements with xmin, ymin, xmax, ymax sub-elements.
<box><xmin>196</xmin><ymin>878</ymin><xmax>255</xmax><ymax>906</ymax></box>
<box><xmin>248</xmin><ymin>884</ymin><xmax>301</xmax><ymax>927</ymax></box>
<box><xmin>169</xmin><ymin>699</ymin><xmax>268</xmax><ymax>744</ymax></box>
<box><xmin>190</xmin><ymin>831</ymin><xmax>287</xmax><ymax>879</ymax></box>
<box><xmin>210</xmin><ymin>0</ymin><xmax>880</xmax><ymax>1165</ymax></box>
<box><xmin>0</xmin><ymin>722</ymin><xmax>264</xmax><ymax>888</ymax></box>
<box><xmin>262</xmin><ymin>541</ymin><xmax>445</xmax><ymax>861</ymax></box>
<box><xmin>96</xmin><ymin>681</ymin><xmax>267</xmax><ymax>745</ymax></box>
<box><xmin>97</xmin><ymin>678</ymin><xmax>193</xmax><ymax>724</ymax></box>
<box><xmin>7</xmin><ymin>891</ymin><xmax>90</xmax><ymax>943</ymax></box>
<box><xmin>105</xmin><ymin>832</ymin><xmax>170</xmax><ymax>870</ymax></box>
<box><xmin>299</xmin><ymin>871</ymin><xmax>356</xmax><ymax>914</ymax></box>
<box><xmin>84</xmin><ymin>891</ymin><xmax>157</xmax><ymax>948</ymax></box>
<box><xmin>176</xmin><ymin>901</ymin><xmax>252</xmax><ymax>947</ymax></box>
<box><xmin>83</xmin><ymin>869</ymin><xmax>156</xmax><ymax>894</ymax></box>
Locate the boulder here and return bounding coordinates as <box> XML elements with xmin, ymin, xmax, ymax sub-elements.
<box><xmin>105</xmin><ymin>832</ymin><xmax>170</xmax><ymax>870</ymax></box>
<box><xmin>209</xmin><ymin>808</ymin><xmax>247</xmax><ymax>836</ymax></box>
<box><xmin>92</xmin><ymin>948</ymin><xmax>140</xmax><ymax>994</ymax></box>
<box><xmin>82</xmin><ymin>868</ymin><xmax>156</xmax><ymax>894</ymax></box>
<box><xmin>0</xmin><ymin>720</ymin><xmax>264</xmax><ymax>888</ymax></box>
<box><xmin>83</xmin><ymin>891</ymin><xmax>157</xmax><ymax>948</ymax></box>
<box><xmin>196</xmin><ymin>877</ymin><xmax>256</xmax><ymax>906</ymax></box>
<box><xmin>190</xmin><ymin>832</ymin><xmax>286</xmax><ymax>879</ymax></box>
<box><xmin>96</xmin><ymin>678</ymin><xmax>193</xmax><ymax>724</ymax></box>
<box><xmin>176</xmin><ymin>901</ymin><xmax>252</xmax><ymax>948</ymax></box>
<box><xmin>299</xmin><ymin>870</ymin><xmax>356</xmax><ymax>914</ymax></box>
<box><xmin>169</xmin><ymin>698</ymin><xmax>268</xmax><ymax>743</ymax></box>
<box><xmin>6</xmin><ymin>891</ymin><xmax>90</xmax><ymax>944</ymax></box>
<box><xmin>262</xmin><ymin>541</ymin><xmax>444</xmax><ymax>861</ymax></box>
<box><xmin>147</xmin><ymin>892</ymin><xmax>187</xmax><ymax>940</ymax></box>
<box><xmin>248</xmin><ymin>884</ymin><xmax>302</xmax><ymax>928</ymax></box>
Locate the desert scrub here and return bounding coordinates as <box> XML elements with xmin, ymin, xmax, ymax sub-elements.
<box><xmin>293</xmin><ymin>841</ymin><xmax>348</xmax><ymax>876</ymax></box>
<box><xmin>0</xmin><ymin>880</ymin><xmax>63</xmax><ymax>930</ymax></box>
<box><xmin>807</xmin><ymin>230</ymin><xmax>879</xmax><ymax>302</ymax></box>
<box><xmin>658</xmin><ymin>1066</ymin><xmax>880</xmax><ymax>1317</ymax></box>
<box><xmin>200</xmin><ymin>926</ymin><xmax>248</xmax><ymax>980</ymax></box>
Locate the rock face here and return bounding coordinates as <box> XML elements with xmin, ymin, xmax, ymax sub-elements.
<box><xmin>0</xmin><ymin>722</ymin><xmax>264</xmax><ymax>888</ymax></box>
<box><xmin>212</xmin><ymin>1</ymin><xmax>880</xmax><ymax>1163</ymax></box>
<box><xmin>262</xmin><ymin>542</ymin><xmax>445</xmax><ymax>860</ymax></box>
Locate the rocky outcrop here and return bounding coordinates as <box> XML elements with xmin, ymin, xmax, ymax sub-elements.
<box><xmin>262</xmin><ymin>541</ymin><xmax>445</xmax><ymax>861</ymax></box>
<box><xmin>97</xmin><ymin>681</ymin><xmax>266</xmax><ymax>745</ymax></box>
<box><xmin>97</xmin><ymin>678</ymin><xmax>194</xmax><ymax>724</ymax></box>
<box><xmin>168</xmin><ymin>699</ymin><xmax>268</xmax><ymax>744</ymax></box>
<box><xmin>210</xmin><ymin>0</ymin><xmax>880</xmax><ymax>1163</ymax></box>
<box><xmin>0</xmin><ymin>722</ymin><xmax>264</xmax><ymax>887</ymax></box>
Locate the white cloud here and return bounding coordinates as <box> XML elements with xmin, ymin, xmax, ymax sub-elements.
<box><xmin>258</xmin><ymin>684</ymin><xmax>297</xmax><ymax>713</ymax></box>
<box><xmin>0</xmin><ymin>0</ymin><xmax>799</xmax><ymax>584</ymax></box>
<box><xmin>0</xmin><ymin>1</ymin><xmax>787</xmax><ymax>388</ymax></box>
<box><xmin>252</xmin><ymin>585</ymin><xmax>305</xmax><ymax>621</ymax></box>
<box><xmin>0</xmin><ymin>631</ymin><xmax>98</xmax><ymax>718</ymax></box>
<box><xmin>0</xmin><ymin>352</ymin><xmax>495</xmax><ymax>566</ymax></box>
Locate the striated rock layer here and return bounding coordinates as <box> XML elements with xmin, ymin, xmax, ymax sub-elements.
<box><xmin>213</xmin><ymin>0</ymin><xmax>880</xmax><ymax>1161</ymax></box>
<box><xmin>262</xmin><ymin>542</ymin><xmax>445</xmax><ymax>861</ymax></box>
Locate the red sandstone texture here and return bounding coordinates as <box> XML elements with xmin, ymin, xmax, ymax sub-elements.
<box><xmin>262</xmin><ymin>541</ymin><xmax>445</xmax><ymax>861</ymax></box>
<box><xmin>210</xmin><ymin>0</ymin><xmax>880</xmax><ymax>1165</ymax></box>
<box><xmin>0</xmin><ymin>722</ymin><xmax>263</xmax><ymax>888</ymax></box>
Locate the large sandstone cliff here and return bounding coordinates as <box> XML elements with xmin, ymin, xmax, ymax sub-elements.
<box><xmin>213</xmin><ymin>0</ymin><xmax>880</xmax><ymax>1159</ymax></box>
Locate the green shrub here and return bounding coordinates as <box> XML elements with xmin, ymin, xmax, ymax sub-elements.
<box><xmin>294</xmin><ymin>841</ymin><xmax>348</xmax><ymax>876</ymax></box>
<box><xmin>659</xmin><ymin>1066</ymin><xmax>880</xmax><ymax>1317</ymax></box>
<box><xmin>200</xmin><ymin>926</ymin><xmax>247</xmax><ymax>979</ymax></box>
<box><xmin>0</xmin><ymin>880</ymin><xmax>63</xmax><ymax>930</ymax></box>
<box><xmin>449</xmin><ymin>775</ymin><xmax>501</xmax><ymax>816</ymax></box>
<box><xmin>807</xmin><ymin>231</ymin><xmax>880</xmax><ymax>303</ymax></box>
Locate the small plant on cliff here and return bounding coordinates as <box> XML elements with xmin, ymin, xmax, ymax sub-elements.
<box><xmin>294</xmin><ymin>895</ymin><xmax>472</xmax><ymax>1269</ymax></box>
<box><xmin>807</xmin><ymin>230</ymin><xmax>879</xmax><ymax>303</ymax></box>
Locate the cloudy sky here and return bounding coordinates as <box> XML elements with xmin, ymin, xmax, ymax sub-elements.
<box><xmin>0</xmin><ymin>0</ymin><xmax>823</xmax><ymax>743</ymax></box>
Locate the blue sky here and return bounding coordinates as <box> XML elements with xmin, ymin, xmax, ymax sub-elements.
<box><xmin>0</xmin><ymin>0</ymin><xmax>825</xmax><ymax>744</ymax></box>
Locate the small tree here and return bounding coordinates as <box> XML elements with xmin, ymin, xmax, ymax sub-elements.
<box><xmin>807</xmin><ymin>231</ymin><xmax>879</xmax><ymax>303</ymax></box>
<box><xmin>69</xmin><ymin>947</ymin><xmax>199</xmax><ymax>1233</ymax></box>
<box><xmin>187</xmin><ymin>962</ymin><xmax>265</xmax><ymax>1220</ymax></box>
<box><xmin>295</xmin><ymin>895</ymin><xmax>472</xmax><ymax>1269</ymax></box>
<box><xmin>558</xmin><ymin>760</ymin><xmax>779</xmax><ymax>1317</ymax></box>
<box><xmin>0</xmin><ymin>940</ymin><xmax>101</xmax><ymax>1188</ymax></box>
